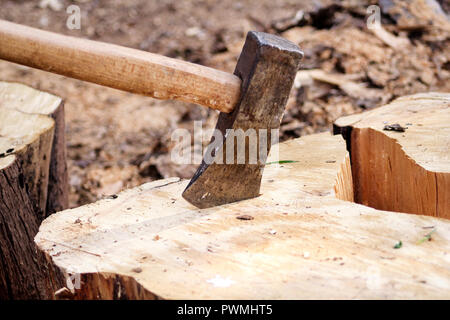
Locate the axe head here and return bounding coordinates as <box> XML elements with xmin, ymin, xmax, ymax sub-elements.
<box><xmin>182</xmin><ymin>31</ymin><xmax>303</xmax><ymax>208</ymax></box>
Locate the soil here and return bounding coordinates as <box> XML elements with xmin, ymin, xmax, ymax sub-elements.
<box><xmin>0</xmin><ymin>0</ymin><xmax>448</xmax><ymax>208</ymax></box>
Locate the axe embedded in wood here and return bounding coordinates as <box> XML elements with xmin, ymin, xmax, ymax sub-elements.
<box><xmin>0</xmin><ymin>19</ymin><xmax>303</xmax><ymax>208</ymax></box>
<box><xmin>182</xmin><ymin>32</ymin><xmax>303</xmax><ymax>208</ymax></box>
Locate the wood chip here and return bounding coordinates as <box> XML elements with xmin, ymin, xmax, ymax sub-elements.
<box><xmin>383</xmin><ymin>124</ymin><xmax>406</xmax><ymax>132</ymax></box>
<box><xmin>236</xmin><ymin>215</ymin><xmax>254</xmax><ymax>221</ymax></box>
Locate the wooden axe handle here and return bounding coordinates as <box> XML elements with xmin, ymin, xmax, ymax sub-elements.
<box><xmin>0</xmin><ymin>20</ymin><xmax>241</xmax><ymax>112</ymax></box>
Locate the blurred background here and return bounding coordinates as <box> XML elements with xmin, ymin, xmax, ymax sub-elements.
<box><xmin>0</xmin><ymin>0</ymin><xmax>448</xmax><ymax>208</ymax></box>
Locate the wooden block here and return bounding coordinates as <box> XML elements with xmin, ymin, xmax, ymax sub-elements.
<box><xmin>0</xmin><ymin>81</ymin><xmax>67</xmax><ymax>299</ymax></box>
<box><xmin>36</xmin><ymin>130</ymin><xmax>450</xmax><ymax>299</ymax></box>
<box><xmin>334</xmin><ymin>92</ymin><xmax>449</xmax><ymax>218</ymax></box>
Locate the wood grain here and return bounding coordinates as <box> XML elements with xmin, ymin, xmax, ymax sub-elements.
<box><xmin>0</xmin><ymin>19</ymin><xmax>241</xmax><ymax>113</ymax></box>
<box><xmin>36</xmin><ymin>132</ymin><xmax>450</xmax><ymax>299</ymax></box>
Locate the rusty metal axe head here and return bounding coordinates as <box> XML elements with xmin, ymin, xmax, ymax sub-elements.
<box><xmin>182</xmin><ymin>31</ymin><xmax>303</xmax><ymax>208</ymax></box>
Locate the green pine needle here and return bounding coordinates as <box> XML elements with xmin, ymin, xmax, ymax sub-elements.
<box><xmin>266</xmin><ymin>160</ymin><xmax>299</xmax><ymax>165</ymax></box>
<box><xmin>417</xmin><ymin>229</ymin><xmax>436</xmax><ymax>244</ymax></box>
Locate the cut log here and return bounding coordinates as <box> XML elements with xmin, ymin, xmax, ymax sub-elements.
<box><xmin>0</xmin><ymin>81</ymin><xmax>67</xmax><ymax>299</ymax></box>
<box><xmin>36</xmin><ymin>131</ymin><xmax>450</xmax><ymax>299</ymax></box>
<box><xmin>0</xmin><ymin>82</ymin><xmax>69</xmax><ymax>219</ymax></box>
<box><xmin>334</xmin><ymin>92</ymin><xmax>449</xmax><ymax>219</ymax></box>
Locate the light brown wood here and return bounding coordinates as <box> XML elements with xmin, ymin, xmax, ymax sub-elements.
<box><xmin>334</xmin><ymin>92</ymin><xmax>449</xmax><ymax>219</ymax></box>
<box><xmin>0</xmin><ymin>81</ymin><xmax>67</xmax><ymax>299</ymax></box>
<box><xmin>36</xmin><ymin>132</ymin><xmax>450</xmax><ymax>299</ymax></box>
<box><xmin>0</xmin><ymin>19</ymin><xmax>241</xmax><ymax>113</ymax></box>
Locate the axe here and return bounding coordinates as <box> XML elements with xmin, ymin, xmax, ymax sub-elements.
<box><xmin>0</xmin><ymin>20</ymin><xmax>303</xmax><ymax>208</ymax></box>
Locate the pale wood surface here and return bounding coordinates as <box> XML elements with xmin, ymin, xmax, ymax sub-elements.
<box><xmin>335</xmin><ymin>92</ymin><xmax>449</xmax><ymax>218</ymax></box>
<box><xmin>0</xmin><ymin>81</ymin><xmax>66</xmax><ymax>299</ymax></box>
<box><xmin>0</xmin><ymin>19</ymin><xmax>241</xmax><ymax>113</ymax></box>
<box><xmin>36</xmin><ymin>133</ymin><xmax>450</xmax><ymax>299</ymax></box>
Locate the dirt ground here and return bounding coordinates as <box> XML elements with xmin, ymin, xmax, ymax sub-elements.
<box><xmin>0</xmin><ymin>0</ymin><xmax>449</xmax><ymax>208</ymax></box>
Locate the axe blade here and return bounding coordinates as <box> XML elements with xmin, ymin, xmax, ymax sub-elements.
<box><xmin>182</xmin><ymin>31</ymin><xmax>303</xmax><ymax>208</ymax></box>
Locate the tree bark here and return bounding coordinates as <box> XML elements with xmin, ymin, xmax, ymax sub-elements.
<box><xmin>46</xmin><ymin>103</ymin><xmax>69</xmax><ymax>216</ymax></box>
<box><xmin>0</xmin><ymin>81</ymin><xmax>67</xmax><ymax>299</ymax></box>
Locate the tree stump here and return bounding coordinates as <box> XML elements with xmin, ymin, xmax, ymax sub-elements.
<box><xmin>334</xmin><ymin>92</ymin><xmax>449</xmax><ymax>218</ymax></box>
<box><xmin>35</xmin><ymin>93</ymin><xmax>449</xmax><ymax>299</ymax></box>
<box><xmin>0</xmin><ymin>82</ymin><xmax>68</xmax><ymax>299</ymax></box>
